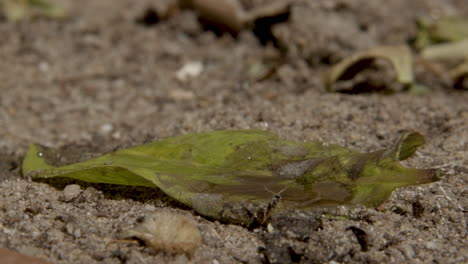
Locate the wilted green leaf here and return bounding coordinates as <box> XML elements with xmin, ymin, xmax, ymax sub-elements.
<box><xmin>23</xmin><ymin>130</ymin><xmax>440</xmax><ymax>225</ymax></box>
<box><xmin>2</xmin><ymin>0</ymin><xmax>64</xmax><ymax>21</ymax></box>
<box><xmin>324</xmin><ymin>45</ymin><xmax>414</xmax><ymax>92</ymax></box>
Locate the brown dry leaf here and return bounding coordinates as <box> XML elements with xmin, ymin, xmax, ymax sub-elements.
<box><xmin>324</xmin><ymin>45</ymin><xmax>414</xmax><ymax>92</ymax></box>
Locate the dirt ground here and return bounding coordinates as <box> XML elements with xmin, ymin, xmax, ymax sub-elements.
<box><xmin>0</xmin><ymin>0</ymin><xmax>467</xmax><ymax>263</ymax></box>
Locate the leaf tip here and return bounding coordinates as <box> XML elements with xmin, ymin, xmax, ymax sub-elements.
<box><xmin>22</xmin><ymin>144</ymin><xmax>54</xmax><ymax>177</ymax></box>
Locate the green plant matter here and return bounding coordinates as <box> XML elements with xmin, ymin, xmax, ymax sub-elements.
<box><xmin>1</xmin><ymin>0</ymin><xmax>64</xmax><ymax>21</ymax></box>
<box><xmin>415</xmin><ymin>17</ymin><xmax>468</xmax><ymax>50</ymax></box>
<box><xmin>23</xmin><ymin>130</ymin><xmax>441</xmax><ymax>225</ymax></box>
<box><xmin>324</xmin><ymin>45</ymin><xmax>414</xmax><ymax>93</ymax></box>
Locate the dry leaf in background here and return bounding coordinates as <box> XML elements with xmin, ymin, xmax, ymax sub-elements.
<box><xmin>324</xmin><ymin>45</ymin><xmax>414</xmax><ymax>93</ymax></box>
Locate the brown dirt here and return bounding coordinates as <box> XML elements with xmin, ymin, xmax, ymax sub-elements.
<box><xmin>0</xmin><ymin>0</ymin><xmax>467</xmax><ymax>263</ymax></box>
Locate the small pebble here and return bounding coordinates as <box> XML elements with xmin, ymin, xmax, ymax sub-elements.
<box><xmin>401</xmin><ymin>244</ymin><xmax>415</xmax><ymax>258</ymax></box>
<box><xmin>425</xmin><ymin>241</ymin><xmax>438</xmax><ymax>250</ymax></box>
<box><xmin>267</xmin><ymin>223</ymin><xmax>275</xmax><ymax>233</ymax></box>
<box><xmin>63</xmin><ymin>184</ymin><xmax>82</xmax><ymax>201</ymax></box>
<box><xmin>99</xmin><ymin>123</ymin><xmax>114</xmax><ymax>135</ymax></box>
<box><xmin>176</xmin><ymin>61</ymin><xmax>203</xmax><ymax>81</ymax></box>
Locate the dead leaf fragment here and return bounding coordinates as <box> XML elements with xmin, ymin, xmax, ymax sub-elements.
<box><xmin>324</xmin><ymin>45</ymin><xmax>414</xmax><ymax>92</ymax></box>
<box><xmin>177</xmin><ymin>0</ymin><xmax>291</xmax><ymax>32</ymax></box>
<box><xmin>416</xmin><ymin>17</ymin><xmax>468</xmax><ymax>49</ymax></box>
<box><xmin>421</xmin><ymin>38</ymin><xmax>468</xmax><ymax>65</ymax></box>
<box><xmin>124</xmin><ymin>210</ymin><xmax>202</xmax><ymax>255</ymax></box>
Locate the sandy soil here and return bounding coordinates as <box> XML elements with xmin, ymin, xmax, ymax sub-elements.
<box><xmin>0</xmin><ymin>0</ymin><xmax>467</xmax><ymax>263</ymax></box>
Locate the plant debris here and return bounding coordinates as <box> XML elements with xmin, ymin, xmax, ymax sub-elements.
<box><xmin>1</xmin><ymin>0</ymin><xmax>64</xmax><ymax>21</ymax></box>
<box><xmin>415</xmin><ymin>16</ymin><xmax>468</xmax><ymax>50</ymax></box>
<box><xmin>22</xmin><ymin>130</ymin><xmax>441</xmax><ymax>225</ymax></box>
<box><xmin>324</xmin><ymin>45</ymin><xmax>414</xmax><ymax>93</ymax></box>
<box><xmin>142</xmin><ymin>0</ymin><xmax>291</xmax><ymax>34</ymax></box>
<box><xmin>415</xmin><ymin>16</ymin><xmax>468</xmax><ymax>90</ymax></box>
<box><xmin>123</xmin><ymin>210</ymin><xmax>202</xmax><ymax>255</ymax></box>
<box><xmin>421</xmin><ymin>39</ymin><xmax>468</xmax><ymax>65</ymax></box>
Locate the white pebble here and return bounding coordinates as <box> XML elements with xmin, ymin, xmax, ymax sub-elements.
<box><xmin>63</xmin><ymin>184</ymin><xmax>82</xmax><ymax>201</ymax></box>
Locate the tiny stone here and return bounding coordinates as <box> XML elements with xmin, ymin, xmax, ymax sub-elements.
<box><xmin>74</xmin><ymin>228</ymin><xmax>82</xmax><ymax>238</ymax></box>
<box><xmin>425</xmin><ymin>241</ymin><xmax>437</xmax><ymax>250</ymax></box>
<box><xmin>144</xmin><ymin>204</ymin><xmax>156</xmax><ymax>211</ymax></box>
<box><xmin>65</xmin><ymin>223</ymin><xmax>74</xmax><ymax>235</ymax></box>
<box><xmin>63</xmin><ymin>184</ymin><xmax>82</xmax><ymax>201</ymax></box>
<box><xmin>401</xmin><ymin>244</ymin><xmax>415</xmax><ymax>258</ymax></box>
<box><xmin>267</xmin><ymin>223</ymin><xmax>274</xmax><ymax>233</ymax></box>
<box><xmin>99</xmin><ymin>123</ymin><xmax>114</xmax><ymax>134</ymax></box>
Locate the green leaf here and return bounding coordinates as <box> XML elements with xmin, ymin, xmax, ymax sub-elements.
<box><xmin>22</xmin><ymin>130</ymin><xmax>441</xmax><ymax>225</ymax></box>
<box><xmin>324</xmin><ymin>45</ymin><xmax>414</xmax><ymax>92</ymax></box>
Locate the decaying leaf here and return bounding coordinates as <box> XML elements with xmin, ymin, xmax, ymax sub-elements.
<box><xmin>1</xmin><ymin>0</ymin><xmax>64</xmax><ymax>21</ymax></box>
<box><xmin>414</xmin><ymin>16</ymin><xmax>468</xmax><ymax>89</ymax></box>
<box><xmin>415</xmin><ymin>17</ymin><xmax>468</xmax><ymax>49</ymax></box>
<box><xmin>154</xmin><ymin>0</ymin><xmax>291</xmax><ymax>33</ymax></box>
<box><xmin>324</xmin><ymin>45</ymin><xmax>414</xmax><ymax>92</ymax></box>
<box><xmin>22</xmin><ymin>130</ymin><xmax>441</xmax><ymax>225</ymax></box>
<box><xmin>124</xmin><ymin>210</ymin><xmax>202</xmax><ymax>255</ymax></box>
<box><xmin>421</xmin><ymin>39</ymin><xmax>468</xmax><ymax>65</ymax></box>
